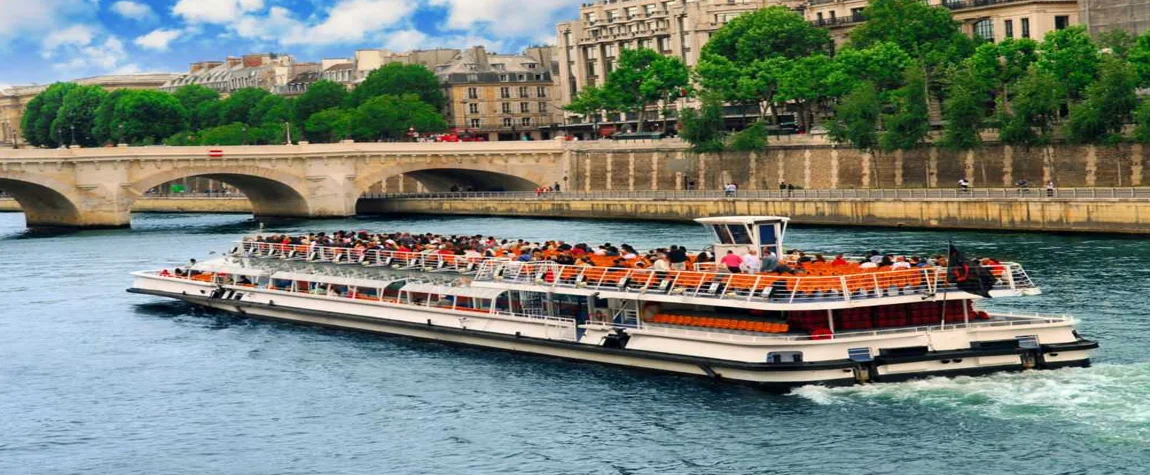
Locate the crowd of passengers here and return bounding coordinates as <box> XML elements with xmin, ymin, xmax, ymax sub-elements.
<box><xmin>245</xmin><ymin>231</ymin><xmax>1002</xmax><ymax>276</ymax></box>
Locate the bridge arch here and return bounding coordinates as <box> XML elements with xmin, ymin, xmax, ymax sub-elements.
<box><xmin>127</xmin><ymin>166</ymin><xmax>313</xmax><ymax>218</ymax></box>
<box><xmin>0</xmin><ymin>172</ymin><xmax>85</xmax><ymax>228</ymax></box>
<box><xmin>353</xmin><ymin>164</ymin><xmax>542</xmax><ymax>197</ymax></box>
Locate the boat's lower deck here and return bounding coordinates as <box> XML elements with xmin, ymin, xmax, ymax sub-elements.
<box><xmin>128</xmin><ymin>272</ymin><xmax>1098</xmax><ymax>390</ymax></box>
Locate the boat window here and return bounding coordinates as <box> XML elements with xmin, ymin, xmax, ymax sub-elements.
<box><xmin>758</xmin><ymin>224</ymin><xmax>777</xmax><ymax>246</ymax></box>
<box><xmin>766</xmin><ymin>351</ymin><xmax>803</xmax><ymax>364</ymax></box>
<box><xmin>712</xmin><ymin>225</ymin><xmax>734</xmax><ymax>244</ymax></box>
<box><xmin>354</xmin><ymin>286</ymin><xmax>378</xmax><ymax>298</ymax></box>
<box><xmin>727</xmin><ymin>224</ymin><xmax>753</xmax><ymax>244</ymax></box>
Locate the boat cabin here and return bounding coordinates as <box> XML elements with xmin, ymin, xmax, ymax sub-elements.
<box><xmin>695</xmin><ymin>216</ymin><xmax>789</xmax><ymax>264</ymax></box>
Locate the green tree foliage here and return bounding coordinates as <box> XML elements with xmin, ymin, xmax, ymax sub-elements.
<box><xmin>348</xmin><ymin>63</ymin><xmax>445</xmax><ymax>109</ymax></box>
<box><xmin>777</xmin><ymin>55</ymin><xmax>851</xmax><ymax>131</ymax></box>
<box><xmin>1132</xmin><ymin>99</ymin><xmax>1150</xmax><ymax>143</ymax></box>
<box><xmin>601</xmin><ymin>48</ymin><xmax>689</xmax><ymax>131</ymax></box>
<box><xmin>698</xmin><ymin>6</ymin><xmax>830</xmax><ymax>118</ymax></box>
<box><xmin>727</xmin><ymin>121</ymin><xmax>768</xmax><ymax>151</ymax></box>
<box><xmin>938</xmin><ymin>69</ymin><xmax>985</xmax><ymax>150</ymax></box>
<box><xmin>171</xmin><ymin>85</ymin><xmax>220</xmax><ymax>130</ymax></box>
<box><xmin>92</xmin><ymin>89</ymin><xmax>130</xmax><ymax>144</ymax></box>
<box><xmin>880</xmin><ymin>66</ymin><xmax>930</xmax><ymax>152</ymax></box>
<box><xmin>1099</xmin><ymin>29</ymin><xmax>1135</xmax><ymax>59</ymax></box>
<box><xmin>678</xmin><ymin>93</ymin><xmax>727</xmax><ymax>152</ymax></box>
<box><xmin>218</xmin><ymin>88</ymin><xmax>271</xmax><ymax>126</ymax></box>
<box><xmin>50</xmin><ymin>86</ymin><xmax>107</xmax><ymax>147</ymax></box>
<box><xmin>1037</xmin><ymin>26</ymin><xmax>1100</xmax><ymax>101</ymax></box>
<box><xmin>833</xmin><ymin>42</ymin><xmax>913</xmax><ymax>92</ymax></box>
<box><xmin>965</xmin><ymin>39</ymin><xmax>1038</xmax><ymax>104</ymax></box>
<box><xmin>112</xmin><ymin>90</ymin><xmax>188</xmax><ymax>144</ymax></box>
<box><xmin>828</xmin><ymin>81</ymin><xmax>881</xmax><ymax>153</ymax></box>
<box><xmin>294</xmin><ymin>80</ymin><xmax>347</xmax><ymax>125</ymax></box>
<box><xmin>304</xmin><ymin>108</ymin><xmax>353</xmax><ymax>143</ymax></box>
<box><xmin>1065</xmin><ymin>56</ymin><xmax>1138</xmax><ymax>144</ymax></box>
<box><xmin>346</xmin><ymin>94</ymin><xmax>448</xmax><ymax>142</ymax></box>
<box><xmin>251</xmin><ymin>95</ymin><xmax>293</xmax><ymax>126</ymax></box>
<box><xmin>849</xmin><ymin>0</ymin><xmax>974</xmax><ymax>95</ymax></box>
<box><xmin>1127</xmin><ymin>30</ymin><xmax>1150</xmax><ymax>87</ymax></box>
<box><xmin>22</xmin><ymin>82</ymin><xmax>77</xmax><ymax>147</ymax></box>
<box><xmin>998</xmin><ymin>67</ymin><xmax>1062</xmax><ymax>147</ymax></box>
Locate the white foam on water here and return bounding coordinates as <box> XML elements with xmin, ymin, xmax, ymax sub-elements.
<box><xmin>790</xmin><ymin>363</ymin><xmax>1150</xmax><ymax>442</ymax></box>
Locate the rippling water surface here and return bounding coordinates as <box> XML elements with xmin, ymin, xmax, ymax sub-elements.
<box><xmin>1</xmin><ymin>212</ymin><xmax>1148</xmax><ymax>474</ymax></box>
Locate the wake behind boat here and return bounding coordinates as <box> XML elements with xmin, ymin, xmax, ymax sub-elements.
<box><xmin>128</xmin><ymin>216</ymin><xmax>1097</xmax><ymax>390</ymax></box>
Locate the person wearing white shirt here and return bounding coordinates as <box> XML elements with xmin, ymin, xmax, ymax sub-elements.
<box><xmin>740</xmin><ymin>249</ymin><xmax>762</xmax><ymax>274</ymax></box>
<box><xmin>891</xmin><ymin>257</ymin><xmax>911</xmax><ymax>269</ymax></box>
<box><xmin>652</xmin><ymin>254</ymin><xmax>670</xmax><ymax>271</ymax></box>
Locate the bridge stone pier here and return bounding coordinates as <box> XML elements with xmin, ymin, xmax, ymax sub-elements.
<box><xmin>0</xmin><ymin>141</ymin><xmax>568</xmax><ymax>228</ymax></box>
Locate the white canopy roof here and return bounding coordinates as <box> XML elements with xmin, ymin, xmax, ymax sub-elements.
<box><xmin>399</xmin><ymin>282</ymin><xmax>505</xmax><ymax>299</ymax></box>
<box><xmin>695</xmin><ymin>216</ymin><xmax>790</xmax><ymax>225</ymax></box>
<box><xmin>194</xmin><ymin>263</ymin><xmax>270</xmax><ymax>277</ymax></box>
<box><xmin>270</xmin><ymin>272</ymin><xmax>403</xmax><ymax>289</ymax></box>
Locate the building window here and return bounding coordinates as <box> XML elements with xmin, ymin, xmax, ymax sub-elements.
<box><xmin>502</xmin><ymin>102</ymin><xmax>511</xmax><ymax>113</ymax></box>
<box><xmin>973</xmin><ymin>19</ymin><xmax>994</xmax><ymax>42</ymax></box>
<box><xmin>1004</xmin><ymin>19</ymin><xmax>1013</xmax><ymax>39</ymax></box>
<box><xmin>503</xmin><ymin>117</ymin><xmax>513</xmax><ymax>127</ymax></box>
<box><xmin>467</xmin><ymin>87</ymin><xmax>478</xmax><ymax>99</ymax></box>
<box><xmin>467</xmin><ymin>73</ymin><xmax>478</xmax><ymax>82</ymax></box>
<box><xmin>500</xmin><ymin>87</ymin><xmax>510</xmax><ymax>98</ymax></box>
<box><xmin>519</xmin><ymin>86</ymin><xmax>529</xmax><ymax>98</ymax></box>
<box><xmin>539</xmin><ymin>102</ymin><xmax>548</xmax><ymax>113</ymax></box>
<box><xmin>1021</xmin><ymin>17</ymin><xmax>1030</xmax><ymax>38</ymax></box>
<box><xmin>520</xmin><ymin>102</ymin><xmax>530</xmax><ymax>113</ymax></box>
<box><xmin>499</xmin><ymin>74</ymin><xmax>508</xmax><ymax>82</ymax></box>
<box><xmin>521</xmin><ymin>117</ymin><xmax>531</xmax><ymax>126</ymax></box>
<box><xmin>468</xmin><ymin>103</ymin><xmax>479</xmax><ymax>114</ymax></box>
<box><xmin>1055</xmin><ymin>15</ymin><xmax>1070</xmax><ymax>30</ymax></box>
<box><xmin>470</xmin><ymin>119</ymin><xmax>481</xmax><ymax>128</ymax></box>
<box><xmin>537</xmin><ymin>86</ymin><xmax>547</xmax><ymax>97</ymax></box>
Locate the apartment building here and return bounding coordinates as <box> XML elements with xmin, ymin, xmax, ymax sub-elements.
<box><xmin>806</xmin><ymin>0</ymin><xmax>1080</xmax><ymax>45</ymax></box>
<box><xmin>436</xmin><ymin>46</ymin><xmax>563</xmax><ymax>141</ymax></box>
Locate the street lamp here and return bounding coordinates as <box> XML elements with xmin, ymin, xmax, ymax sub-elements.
<box><xmin>241</xmin><ymin>125</ymin><xmax>248</xmax><ymax>145</ymax></box>
<box><xmin>57</xmin><ymin>128</ymin><xmax>63</xmax><ymax>148</ymax></box>
<box><xmin>118</xmin><ymin>124</ymin><xmax>124</xmax><ymax>145</ymax></box>
<box><xmin>70</xmin><ymin>125</ymin><xmax>75</xmax><ymax>147</ymax></box>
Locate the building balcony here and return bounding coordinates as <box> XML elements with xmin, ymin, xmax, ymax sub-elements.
<box><xmin>936</xmin><ymin>0</ymin><xmax>1054</xmax><ymax>11</ymax></box>
<box><xmin>809</xmin><ymin>13</ymin><xmax>866</xmax><ymax>28</ymax></box>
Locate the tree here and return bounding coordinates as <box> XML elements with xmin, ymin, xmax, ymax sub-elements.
<box><xmin>346</xmin><ymin>94</ymin><xmax>448</xmax><ymax>142</ymax></box>
<box><xmin>828</xmin><ymin>81</ymin><xmax>881</xmax><ymax>153</ymax></box>
<box><xmin>1132</xmin><ymin>98</ymin><xmax>1150</xmax><ymax>143</ymax></box>
<box><xmin>1065</xmin><ymin>56</ymin><xmax>1138</xmax><ymax>144</ymax></box>
<box><xmin>880</xmin><ymin>66</ymin><xmax>930</xmax><ymax>152</ymax></box>
<box><xmin>294</xmin><ymin>80</ymin><xmax>347</xmax><ymax>125</ymax></box>
<box><xmin>833</xmin><ymin>42</ymin><xmax>912</xmax><ymax>92</ymax></box>
<box><xmin>304</xmin><ymin>108</ymin><xmax>353</xmax><ymax>143</ymax></box>
<box><xmin>193</xmin><ymin>122</ymin><xmax>282</xmax><ymax>146</ymax></box>
<box><xmin>251</xmin><ymin>95</ymin><xmax>293</xmax><ymax>126</ymax></box>
<box><xmin>697</xmin><ymin>6</ymin><xmax>830</xmax><ymax>120</ymax></box>
<box><xmin>92</xmin><ymin>89</ymin><xmax>130</xmax><ymax>144</ymax></box>
<box><xmin>678</xmin><ymin>93</ymin><xmax>726</xmax><ymax>152</ymax></box>
<box><xmin>601</xmin><ymin>48</ymin><xmax>689</xmax><ymax>131</ymax></box>
<box><xmin>1099</xmin><ymin>29</ymin><xmax>1135</xmax><ymax>59</ymax></box>
<box><xmin>938</xmin><ymin>70</ymin><xmax>985</xmax><ymax>151</ymax></box>
<box><xmin>563</xmin><ymin>85</ymin><xmax>615</xmax><ymax>136</ymax></box>
<box><xmin>1127</xmin><ymin>30</ymin><xmax>1150</xmax><ymax>87</ymax></box>
<box><xmin>50</xmin><ymin>85</ymin><xmax>107</xmax><ymax>147</ymax></box>
<box><xmin>172</xmin><ymin>85</ymin><xmax>220</xmax><ymax>130</ymax></box>
<box><xmin>22</xmin><ymin>82</ymin><xmax>77</xmax><ymax>147</ymax></box>
<box><xmin>348</xmin><ymin>63</ymin><xmax>445</xmax><ymax>109</ymax></box>
<box><xmin>111</xmin><ymin>90</ymin><xmax>187</xmax><ymax>144</ymax></box>
<box><xmin>1037</xmin><ymin>26</ymin><xmax>1100</xmax><ymax>101</ymax></box>
<box><xmin>777</xmin><ymin>54</ymin><xmax>852</xmax><ymax>131</ymax></box>
<box><xmin>728</xmin><ymin>122</ymin><xmax>768</xmax><ymax>151</ymax></box>
<box><xmin>965</xmin><ymin>39</ymin><xmax>1038</xmax><ymax>107</ymax></box>
<box><xmin>998</xmin><ymin>67</ymin><xmax>1061</xmax><ymax>147</ymax></box>
<box><xmin>218</xmin><ymin>87</ymin><xmax>272</xmax><ymax>125</ymax></box>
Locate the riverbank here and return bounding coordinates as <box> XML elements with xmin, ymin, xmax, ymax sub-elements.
<box><xmin>358</xmin><ymin>196</ymin><xmax>1150</xmax><ymax>234</ymax></box>
<box><xmin>0</xmin><ymin>197</ymin><xmax>251</xmax><ymax>214</ymax></box>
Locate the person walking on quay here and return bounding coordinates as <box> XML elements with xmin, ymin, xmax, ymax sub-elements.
<box><xmin>1046</xmin><ymin>181</ymin><xmax>1055</xmax><ymax>198</ymax></box>
<box><xmin>779</xmin><ymin>181</ymin><xmax>787</xmax><ymax>198</ymax></box>
<box><xmin>958</xmin><ymin>178</ymin><xmax>971</xmax><ymax>193</ymax></box>
<box><xmin>724</xmin><ymin>182</ymin><xmax>737</xmax><ymax>197</ymax></box>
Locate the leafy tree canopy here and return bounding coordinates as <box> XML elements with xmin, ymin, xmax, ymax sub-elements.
<box><xmin>348</xmin><ymin>63</ymin><xmax>445</xmax><ymax>109</ymax></box>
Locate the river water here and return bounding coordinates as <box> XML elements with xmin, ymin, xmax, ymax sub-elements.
<box><xmin>1</xmin><ymin>212</ymin><xmax>1148</xmax><ymax>474</ymax></box>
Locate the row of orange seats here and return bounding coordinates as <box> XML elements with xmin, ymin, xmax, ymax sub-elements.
<box><xmin>650</xmin><ymin>314</ymin><xmax>789</xmax><ymax>333</ymax></box>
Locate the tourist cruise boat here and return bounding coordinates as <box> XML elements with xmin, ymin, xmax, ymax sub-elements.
<box><xmin>127</xmin><ymin>216</ymin><xmax>1097</xmax><ymax>390</ymax></box>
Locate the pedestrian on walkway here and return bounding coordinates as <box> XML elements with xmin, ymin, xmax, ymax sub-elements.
<box><xmin>1046</xmin><ymin>181</ymin><xmax>1055</xmax><ymax>198</ymax></box>
<box><xmin>958</xmin><ymin>178</ymin><xmax>971</xmax><ymax>193</ymax></box>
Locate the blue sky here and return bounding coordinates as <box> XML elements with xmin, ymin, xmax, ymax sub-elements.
<box><xmin>0</xmin><ymin>0</ymin><xmax>578</xmax><ymax>85</ymax></box>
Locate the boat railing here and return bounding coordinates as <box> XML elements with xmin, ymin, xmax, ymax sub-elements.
<box><xmin>236</xmin><ymin>241</ymin><xmax>490</xmax><ymax>274</ymax></box>
<box><xmin>474</xmin><ymin>260</ymin><xmax>1035</xmax><ymax>304</ymax></box>
<box><xmin>626</xmin><ymin>311</ymin><xmax>1070</xmax><ymax>343</ymax></box>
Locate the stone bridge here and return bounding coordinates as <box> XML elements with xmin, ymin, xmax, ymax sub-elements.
<box><xmin>0</xmin><ymin>141</ymin><xmax>569</xmax><ymax>228</ymax></box>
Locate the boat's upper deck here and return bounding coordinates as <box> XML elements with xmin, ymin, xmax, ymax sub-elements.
<box><xmin>235</xmin><ymin>240</ymin><xmax>1038</xmax><ymax>310</ymax></box>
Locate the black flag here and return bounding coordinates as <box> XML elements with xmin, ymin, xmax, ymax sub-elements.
<box><xmin>946</xmin><ymin>243</ymin><xmax>993</xmax><ymax>298</ymax></box>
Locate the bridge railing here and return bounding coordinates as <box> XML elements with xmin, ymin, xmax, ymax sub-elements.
<box><xmin>362</xmin><ymin>187</ymin><xmax>1150</xmax><ymax>201</ymax></box>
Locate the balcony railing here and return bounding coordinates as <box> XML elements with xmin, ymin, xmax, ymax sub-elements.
<box><xmin>810</xmin><ymin>13</ymin><xmax>866</xmax><ymax>27</ymax></box>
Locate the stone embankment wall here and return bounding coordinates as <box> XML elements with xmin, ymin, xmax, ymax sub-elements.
<box><xmin>360</xmin><ymin>198</ymin><xmax>1150</xmax><ymax>234</ymax></box>
<box><xmin>566</xmin><ymin>142</ymin><xmax>1147</xmax><ymax>191</ymax></box>
<box><xmin>0</xmin><ymin>198</ymin><xmax>251</xmax><ymax>214</ymax></box>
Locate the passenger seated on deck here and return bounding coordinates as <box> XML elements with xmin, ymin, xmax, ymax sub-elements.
<box><xmin>159</xmin><ymin>269</ymin><xmax>172</xmax><ymax>277</ymax></box>
<box><xmin>891</xmin><ymin>257</ymin><xmax>911</xmax><ymax>270</ymax></box>
<box><xmin>174</xmin><ymin>268</ymin><xmax>186</xmax><ymax>277</ymax></box>
<box><xmin>859</xmin><ymin>259</ymin><xmax>878</xmax><ymax>269</ymax></box>
<box><xmin>831</xmin><ymin>254</ymin><xmax>849</xmax><ymax>267</ymax></box>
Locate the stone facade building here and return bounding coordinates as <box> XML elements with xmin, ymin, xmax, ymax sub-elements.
<box><xmin>160</xmin><ymin>53</ymin><xmax>306</xmax><ymax>95</ymax></box>
<box><xmin>1080</xmin><ymin>0</ymin><xmax>1150</xmax><ymax>36</ymax></box>
<box><xmin>436</xmin><ymin>46</ymin><xmax>563</xmax><ymax>141</ymax></box>
<box><xmin>0</xmin><ymin>73</ymin><xmax>179</xmax><ymax>146</ymax></box>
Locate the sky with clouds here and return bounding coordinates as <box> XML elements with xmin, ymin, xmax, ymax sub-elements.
<box><xmin>0</xmin><ymin>0</ymin><xmax>578</xmax><ymax>85</ymax></box>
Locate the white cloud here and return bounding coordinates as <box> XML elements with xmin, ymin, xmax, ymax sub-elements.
<box><xmin>382</xmin><ymin>29</ymin><xmax>428</xmax><ymax>52</ymax></box>
<box><xmin>0</xmin><ymin>1</ymin><xmax>97</xmax><ymax>44</ymax></box>
<box><xmin>110</xmin><ymin>1</ymin><xmax>154</xmax><ymax>21</ymax></box>
<box><xmin>134</xmin><ymin>28</ymin><xmax>181</xmax><ymax>50</ymax></box>
<box><xmin>172</xmin><ymin>0</ymin><xmax>265</xmax><ymax>24</ymax></box>
<box><xmin>427</xmin><ymin>0</ymin><xmax>572</xmax><ymax>38</ymax></box>
<box><xmin>229</xmin><ymin>0</ymin><xmax>415</xmax><ymax>46</ymax></box>
<box><xmin>42</xmin><ymin>25</ymin><xmax>96</xmax><ymax>55</ymax></box>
